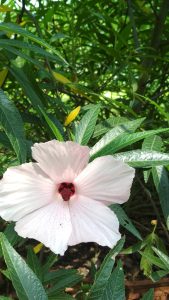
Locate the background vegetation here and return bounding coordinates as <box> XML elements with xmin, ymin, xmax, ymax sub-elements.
<box><xmin>1</xmin><ymin>0</ymin><xmax>169</xmax><ymax>299</ymax></box>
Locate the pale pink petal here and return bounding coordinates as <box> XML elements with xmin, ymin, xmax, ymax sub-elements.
<box><xmin>68</xmin><ymin>196</ymin><xmax>121</xmax><ymax>247</ymax></box>
<box><xmin>32</xmin><ymin>140</ymin><xmax>90</xmax><ymax>182</ymax></box>
<box><xmin>0</xmin><ymin>163</ymin><xmax>55</xmax><ymax>221</ymax></box>
<box><xmin>15</xmin><ymin>199</ymin><xmax>71</xmax><ymax>255</ymax></box>
<box><xmin>74</xmin><ymin>156</ymin><xmax>135</xmax><ymax>204</ymax></box>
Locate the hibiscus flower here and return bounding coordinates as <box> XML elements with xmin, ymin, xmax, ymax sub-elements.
<box><xmin>0</xmin><ymin>141</ymin><xmax>135</xmax><ymax>255</ymax></box>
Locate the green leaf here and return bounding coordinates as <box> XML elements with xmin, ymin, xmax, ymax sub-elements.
<box><xmin>110</xmin><ymin>204</ymin><xmax>142</xmax><ymax>240</ymax></box>
<box><xmin>0</xmin><ymin>297</ymin><xmax>13</xmax><ymax>300</ymax></box>
<box><xmin>140</xmin><ymin>288</ymin><xmax>154</xmax><ymax>300</ymax></box>
<box><xmin>42</xmin><ymin>253</ymin><xmax>58</xmax><ymax>274</ymax></box>
<box><xmin>4</xmin><ymin>223</ymin><xmax>22</xmax><ymax>247</ymax></box>
<box><xmin>48</xmin><ymin>293</ymin><xmax>74</xmax><ymax>300</ymax></box>
<box><xmin>10</xmin><ymin>66</ymin><xmax>45</xmax><ymax>114</ymax></box>
<box><xmin>43</xmin><ymin>269</ymin><xmax>79</xmax><ymax>284</ymax></box>
<box><xmin>0</xmin><ymin>89</ymin><xmax>27</xmax><ymax>163</ymax></box>
<box><xmin>152</xmin><ymin>166</ymin><xmax>169</xmax><ymax>229</ymax></box>
<box><xmin>47</xmin><ymin>272</ymin><xmax>82</xmax><ymax>295</ymax></box>
<box><xmin>102</xmin><ymin>260</ymin><xmax>125</xmax><ymax>300</ymax></box>
<box><xmin>94</xmin><ymin>117</ymin><xmax>145</xmax><ymax>139</ymax></box>
<box><xmin>75</xmin><ymin>105</ymin><xmax>100</xmax><ymax>145</ymax></box>
<box><xmin>87</xmin><ymin>237</ymin><xmax>125</xmax><ymax>300</ymax></box>
<box><xmin>142</xmin><ymin>135</ymin><xmax>163</xmax><ymax>182</ymax></box>
<box><xmin>114</xmin><ymin>150</ymin><xmax>169</xmax><ymax>168</ymax></box>
<box><xmin>5</xmin><ymin>46</ymin><xmax>43</xmax><ymax>68</ymax></box>
<box><xmin>0</xmin><ymin>22</ymin><xmax>67</xmax><ymax>65</ymax></box>
<box><xmin>90</xmin><ymin>128</ymin><xmax>169</xmax><ymax>158</ymax></box>
<box><xmin>27</xmin><ymin>247</ymin><xmax>43</xmax><ymax>280</ymax></box>
<box><xmin>0</xmin><ymin>39</ymin><xmax>62</xmax><ymax>63</ymax></box>
<box><xmin>0</xmin><ymin>233</ymin><xmax>48</xmax><ymax>300</ymax></box>
<box><xmin>152</xmin><ymin>247</ymin><xmax>169</xmax><ymax>270</ymax></box>
<box><xmin>93</xmin><ymin>116</ymin><xmax>128</xmax><ymax>138</ymax></box>
<box><xmin>150</xmin><ymin>270</ymin><xmax>169</xmax><ymax>282</ymax></box>
<box><xmin>139</xmin><ymin>250</ymin><xmax>167</xmax><ymax>270</ymax></box>
<box><xmin>142</xmin><ymin>135</ymin><xmax>163</xmax><ymax>152</ymax></box>
<box><xmin>140</xmin><ymin>245</ymin><xmax>153</xmax><ymax>276</ymax></box>
<box><xmin>39</xmin><ymin>107</ymin><xmax>64</xmax><ymax>141</ymax></box>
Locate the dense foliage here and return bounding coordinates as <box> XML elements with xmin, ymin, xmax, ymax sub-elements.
<box><xmin>0</xmin><ymin>0</ymin><xmax>169</xmax><ymax>299</ymax></box>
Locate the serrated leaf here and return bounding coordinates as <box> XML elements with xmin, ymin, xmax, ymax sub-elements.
<box><xmin>75</xmin><ymin>105</ymin><xmax>100</xmax><ymax>145</ymax></box>
<box><xmin>102</xmin><ymin>260</ymin><xmax>125</xmax><ymax>300</ymax></box>
<box><xmin>114</xmin><ymin>150</ymin><xmax>169</xmax><ymax>167</ymax></box>
<box><xmin>90</xmin><ymin>128</ymin><xmax>169</xmax><ymax>158</ymax></box>
<box><xmin>140</xmin><ymin>288</ymin><xmax>154</xmax><ymax>300</ymax></box>
<box><xmin>93</xmin><ymin>117</ymin><xmax>144</xmax><ymax>138</ymax></box>
<box><xmin>110</xmin><ymin>204</ymin><xmax>142</xmax><ymax>240</ymax></box>
<box><xmin>0</xmin><ymin>89</ymin><xmax>27</xmax><ymax>163</ymax></box>
<box><xmin>87</xmin><ymin>237</ymin><xmax>125</xmax><ymax>300</ymax></box>
<box><xmin>152</xmin><ymin>166</ymin><xmax>169</xmax><ymax>229</ymax></box>
<box><xmin>0</xmin><ymin>233</ymin><xmax>47</xmax><ymax>300</ymax></box>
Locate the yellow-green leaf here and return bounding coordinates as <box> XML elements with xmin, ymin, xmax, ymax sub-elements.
<box><xmin>0</xmin><ymin>5</ymin><xmax>12</xmax><ymax>12</ymax></box>
<box><xmin>33</xmin><ymin>243</ymin><xmax>43</xmax><ymax>254</ymax></box>
<box><xmin>64</xmin><ymin>106</ymin><xmax>81</xmax><ymax>126</ymax></box>
<box><xmin>0</xmin><ymin>69</ymin><xmax>8</xmax><ymax>87</ymax></box>
<box><xmin>52</xmin><ymin>71</ymin><xmax>71</xmax><ymax>84</ymax></box>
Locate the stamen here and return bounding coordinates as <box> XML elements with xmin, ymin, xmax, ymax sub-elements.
<box><xmin>58</xmin><ymin>182</ymin><xmax>75</xmax><ymax>201</ymax></box>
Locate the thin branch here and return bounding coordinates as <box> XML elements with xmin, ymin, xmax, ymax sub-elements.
<box><xmin>127</xmin><ymin>0</ymin><xmax>140</xmax><ymax>50</ymax></box>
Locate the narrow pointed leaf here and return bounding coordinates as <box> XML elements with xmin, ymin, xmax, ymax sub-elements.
<box><xmin>102</xmin><ymin>260</ymin><xmax>125</xmax><ymax>300</ymax></box>
<box><xmin>152</xmin><ymin>166</ymin><xmax>169</xmax><ymax>229</ymax></box>
<box><xmin>0</xmin><ymin>23</ymin><xmax>67</xmax><ymax>65</ymax></box>
<box><xmin>0</xmin><ymin>89</ymin><xmax>27</xmax><ymax>163</ymax></box>
<box><xmin>75</xmin><ymin>105</ymin><xmax>100</xmax><ymax>145</ymax></box>
<box><xmin>142</xmin><ymin>135</ymin><xmax>163</xmax><ymax>152</ymax></box>
<box><xmin>141</xmin><ymin>289</ymin><xmax>154</xmax><ymax>300</ymax></box>
<box><xmin>87</xmin><ymin>237</ymin><xmax>125</xmax><ymax>300</ymax></box>
<box><xmin>93</xmin><ymin>117</ymin><xmax>145</xmax><ymax>138</ymax></box>
<box><xmin>0</xmin><ymin>233</ymin><xmax>48</xmax><ymax>300</ymax></box>
<box><xmin>91</xmin><ymin>128</ymin><xmax>169</xmax><ymax>158</ymax></box>
<box><xmin>93</xmin><ymin>116</ymin><xmax>128</xmax><ymax>138</ymax></box>
<box><xmin>110</xmin><ymin>204</ymin><xmax>142</xmax><ymax>240</ymax></box>
<box><xmin>39</xmin><ymin>107</ymin><xmax>64</xmax><ymax>141</ymax></box>
<box><xmin>113</xmin><ymin>150</ymin><xmax>169</xmax><ymax>167</ymax></box>
<box><xmin>152</xmin><ymin>247</ymin><xmax>169</xmax><ymax>270</ymax></box>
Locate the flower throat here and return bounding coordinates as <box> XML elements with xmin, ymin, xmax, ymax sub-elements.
<box><xmin>58</xmin><ymin>182</ymin><xmax>75</xmax><ymax>201</ymax></box>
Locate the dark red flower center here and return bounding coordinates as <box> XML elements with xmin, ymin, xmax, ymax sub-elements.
<box><xmin>58</xmin><ymin>182</ymin><xmax>75</xmax><ymax>201</ymax></box>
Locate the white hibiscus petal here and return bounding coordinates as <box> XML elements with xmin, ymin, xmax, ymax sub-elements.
<box><xmin>15</xmin><ymin>199</ymin><xmax>72</xmax><ymax>255</ymax></box>
<box><xmin>0</xmin><ymin>163</ymin><xmax>55</xmax><ymax>221</ymax></box>
<box><xmin>32</xmin><ymin>140</ymin><xmax>90</xmax><ymax>182</ymax></box>
<box><xmin>68</xmin><ymin>196</ymin><xmax>121</xmax><ymax>247</ymax></box>
<box><xmin>75</xmin><ymin>156</ymin><xmax>135</xmax><ymax>204</ymax></box>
